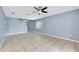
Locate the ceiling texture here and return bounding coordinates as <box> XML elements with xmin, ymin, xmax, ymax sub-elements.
<box><xmin>2</xmin><ymin>6</ymin><xmax>79</xmax><ymax>20</ymax></box>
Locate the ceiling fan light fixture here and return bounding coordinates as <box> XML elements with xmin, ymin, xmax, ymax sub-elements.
<box><xmin>34</xmin><ymin>6</ymin><xmax>48</xmax><ymax>15</ymax></box>
<box><xmin>38</xmin><ymin>11</ymin><xmax>42</xmax><ymax>15</ymax></box>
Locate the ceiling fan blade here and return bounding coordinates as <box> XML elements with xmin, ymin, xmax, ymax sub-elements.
<box><xmin>34</xmin><ymin>7</ymin><xmax>39</xmax><ymax>11</ymax></box>
<box><xmin>42</xmin><ymin>11</ymin><xmax>48</xmax><ymax>13</ymax></box>
<box><xmin>42</xmin><ymin>7</ymin><xmax>47</xmax><ymax>11</ymax></box>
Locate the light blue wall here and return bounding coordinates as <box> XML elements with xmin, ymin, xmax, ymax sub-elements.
<box><xmin>28</xmin><ymin>9</ymin><xmax>79</xmax><ymax>41</ymax></box>
<box><xmin>6</xmin><ymin>17</ymin><xmax>28</xmax><ymax>35</ymax></box>
<box><xmin>0</xmin><ymin>7</ymin><xmax>6</xmax><ymax>47</ymax></box>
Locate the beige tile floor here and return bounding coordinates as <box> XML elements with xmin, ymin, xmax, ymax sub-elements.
<box><xmin>0</xmin><ymin>32</ymin><xmax>79</xmax><ymax>52</ymax></box>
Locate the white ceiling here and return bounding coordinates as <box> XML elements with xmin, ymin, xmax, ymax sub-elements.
<box><xmin>2</xmin><ymin>6</ymin><xmax>79</xmax><ymax>20</ymax></box>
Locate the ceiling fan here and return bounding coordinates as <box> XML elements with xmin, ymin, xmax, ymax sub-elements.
<box><xmin>34</xmin><ymin>6</ymin><xmax>48</xmax><ymax>15</ymax></box>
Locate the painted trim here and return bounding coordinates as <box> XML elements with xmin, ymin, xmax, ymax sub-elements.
<box><xmin>34</xmin><ymin>32</ymin><xmax>79</xmax><ymax>43</ymax></box>
<box><xmin>0</xmin><ymin>37</ymin><xmax>5</xmax><ymax>48</ymax></box>
<box><xmin>5</xmin><ymin>32</ymin><xmax>28</xmax><ymax>36</ymax></box>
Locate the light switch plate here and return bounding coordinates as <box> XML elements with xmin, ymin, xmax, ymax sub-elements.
<box><xmin>36</xmin><ymin>22</ymin><xmax>43</xmax><ymax>29</ymax></box>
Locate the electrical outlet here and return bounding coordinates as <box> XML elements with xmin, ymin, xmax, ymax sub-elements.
<box><xmin>36</xmin><ymin>22</ymin><xmax>43</xmax><ymax>29</ymax></box>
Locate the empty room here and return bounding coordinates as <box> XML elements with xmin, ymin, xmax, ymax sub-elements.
<box><xmin>0</xmin><ymin>6</ymin><xmax>79</xmax><ymax>52</ymax></box>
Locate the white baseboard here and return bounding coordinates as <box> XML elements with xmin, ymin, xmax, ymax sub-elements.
<box><xmin>0</xmin><ymin>37</ymin><xmax>6</xmax><ymax>48</ymax></box>
<box><xmin>5</xmin><ymin>32</ymin><xmax>28</xmax><ymax>36</ymax></box>
<box><xmin>35</xmin><ymin>32</ymin><xmax>79</xmax><ymax>43</ymax></box>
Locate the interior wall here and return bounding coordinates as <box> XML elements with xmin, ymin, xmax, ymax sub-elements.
<box><xmin>0</xmin><ymin>7</ymin><xmax>6</xmax><ymax>47</ymax></box>
<box><xmin>6</xmin><ymin>18</ymin><xmax>28</xmax><ymax>36</ymax></box>
<box><xmin>28</xmin><ymin>9</ymin><xmax>79</xmax><ymax>41</ymax></box>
